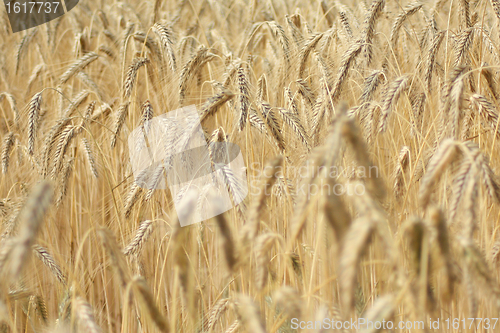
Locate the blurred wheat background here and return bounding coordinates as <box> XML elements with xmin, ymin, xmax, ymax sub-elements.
<box><xmin>1</xmin><ymin>0</ymin><xmax>500</xmax><ymax>331</ymax></box>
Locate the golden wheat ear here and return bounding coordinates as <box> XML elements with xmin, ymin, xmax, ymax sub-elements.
<box><xmin>153</xmin><ymin>22</ymin><xmax>177</xmax><ymax>72</ymax></box>
<box><xmin>402</xmin><ymin>216</ymin><xmax>426</xmax><ymax>276</ymax></box>
<box><xmin>273</xmin><ymin>287</ymin><xmax>301</xmax><ymax>320</ymax></box>
<box><xmin>110</xmin><ymin>101</ymin><xmax>130</xmax><ymax>149</ymax></box>
<box><xmin>200</xmin><ymin>87</ymin><xmax>234</xmax><ymax>123</ymax></box>
<box><xmin>393</xmin><ymin>146</ymin><xmax>410</xmax><ymax>199</ymax></box>
<box><xmin>428</xmin><ymin>206</ymin><xmax>457</xmax><ymax>302</ymax></box>
<box><xmin>359</xmin><ymin>294</ymin><xmax>395</xmax><ymax>331</ymax></box>
<box><xmin>339</xmin><ymin>217</ymin><xmax>375</xmax><ymax>313</ymax></box>
<box><xmin>214</xmin><ymin>210</ymin><xmax>238</xmax><ymax>272</ymax></box>
<box><xmin>360</xmin><ymin>70</ymin><xmax>385</xmax><ymax>105</ymax></box>
<box><xmin>254</xmin><ymin>233</ymin><xmax>281</xmax><ymax>291</ymax></box>
<box><xmin>201</xmin><ymin>298</ymin><xmax>230</xmax><ymax>332</ymax></box>
<box><xmin>178</xmin><ymin>45</ymin><xmax>212</xmax><ymax>106</ymax></box>
<box><xmin>81</xmin><ymin>138</ymin><xmax>98</xmax><ymax>179</ymax></box>
<box><xmin>27</xmin><ymin>92</ymin><xmax>42</xmax><ymax>156</ymax></box>
<box><xmin>241</xmin><ymin>155</ymin><xmax>283</xmax><ymax>245</ymax></box>
<box><xmin>15</xmin><ymin>28</ymin><xmax>38</xmax><ymax>75</ymax></box>
<box><xmin>237</xmin><ymin>62</ymin><xmax>251</xmax><ymax>132</ymax></box>
<box><xmin>267</xmin><ymin>21</ymin><xmax>291</xmax><ymax>65</ymax></box>
<box><xmin>424</xmin><ymin>30</ymin><xmax>446</xmax><ymax>92</ymax></box>
<box><xmin>123</xmin><ymin>57</ymin><xmax>149</xmax><ymax>99</ymax></box>
<box><xmin>1</xmin><ymin>132</ymin><xmax>15</xmax><ymax>174</ymax></box>
<box><xmin>123</xmin><ymin>220</ymin><xmax>154</xmax><ymax>257</ymax></box>
<box><xmin>32</xmin><ymin>244</ymin><xmax>66</xmax><ymax>285</ymax></box>
<box><xmin>131</xmin><ymin>276</ymin><xmax>171</xmax><ymax>333</ymax></box>
<box><xmin>133</xmin><ymin>31</ymin><xmax>162</xmax><ymax>64</ymax></box>
<box><xmin>297</xmin><ymin>33</ymin><xmax>323</xmax><ymax>79</ymax></box>
<box><xmin>390</xmin><ymin>2</ymin><xmax>423</xmax><ymax>48</ymax></box>
<box><xmin>59</xmin><ymin>52</ymin><xmax>99</xmax><ymax>86</ymax></box>
<box><xmin>55</xmin><ymin>157</ymin><xmax>74</xmax><ymax>207</ymax></box>
<box><xmin>98</xmin><ymin>228</ymin><xmax>131</xmax><ymax>289</ymax></box>
<box><xmin>124</xmin><ymin>182</ymin><xmax>143</xmax><ymax>219</ymax></box>
<box><xmin>0</xmin><ymin>92</ymin><xmax>20</xmax><ymax>124</ymax></box>
<box><xmin>235</xmin><ymin>294</ymin><xmax>267</xmax><ymax>333</ymax></box>
<box><xmin>51</xmin><ymin>125</ymin><xmax>76</xmax><ymax>180</ymax></box>
<box><xmin>74</xmin><ymin>297</ymin><xmax>103</xmax><ymax>333</ymax></box>
<box><xmin>5</xmin><ymin>181</ymin><xmax>53</xmax><ymax>284</ymax></box>
<box><xmin>378</xmin><ymin>74</ymin><xmax>411</xmax><ymax>134</ymax></box>
<box><xmin>331</xmin><ymin>40</ymin><xmax>363</xmax><ymax>103</ymax></box>
<box><xmin>419</xmin><ymin>139</ymin><xmax>462</xmax><ymax>209</ymax></box>
<box><xmin>360</xmin><ymin>0</ymin><xmax>385</xmax><ymax>66</ymax></box>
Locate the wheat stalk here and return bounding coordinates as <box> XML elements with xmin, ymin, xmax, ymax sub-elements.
<box><xmin>276</xmin><ymin>107</ymin><xmax>310</xmax><ymax>149</ymax></box>
<box><xmin>267</xmin><ymin>21</ymin><xmax>291</xmax><ymax>64</ymax></box>
<box><xmin>379</xmin><ymin>74</ymin><xmax>410</xmax><ymax>133</ymax></box>
<box><xmin>123</xmin><ymin>57</ymin><xmax>149</xmax><ymax>99</ymax></box>
<box><xmin>15</xmin><ymin>28</ymin><xmax>38</xmax><ymax>74</ymax></box>
<box><xmin>74</xmin><ymin>297</ymin><xmax>102</xmax><ymax>333</ymax></box>
<box><xmin>0</xmin><ymin>92</ymin><xmax>19</xmax><ymax>124</ymax></box>
<box><xmin>123</xmin><ymin>220</ymin><xmax>154</xmax><ymax>256</ymax></box>
<box><xmin>27</xmin><ymin>92</ymin><xmax>42</xmax><ymax>155</ymax></box>
<box><xmin>133</xmin><ymin>31</ymin><xmax>162</xmax><ymax>64</ymax></box>
<box><xmin>254</xmin><ymin>233</ymin><xmax>280</xmax><ymax>291</ymax></box>
<box><xmin>360</xmin><ymin>0</ymin><xmax>385</xmax><ymax>66</ymax></box>
<box><xmin>111</xmin><ymin>102</ymin><xmax>130</xmax><ymax>149</ymax></box>
<box><xmin>202</xmin><ymin>298</ymin><xmax>230</xmax><ymax>332</ymax></box>
<box><xmin>470</xmin><ymin>94</ymin><xmax>500</xmax><ymax>138</ymax></box>
<box><xmin>242</xmin><ymin>156</ymin><xmax>283</xmax><ymax>245</ymax></box>
<box><xmin>153</xmin><ymin>22</ymin><xmax>177</xmax><ymax>72</ymax></box>
<box><xmin>454</xmin><ymin>27</ymin><xmax>474</xmax><ymax>67</ymax></box>
<box><xmin>339</xmin><ymin>217</ymin><xmax>375</xmax><ymax>312</ymax></box>
<box><xmin>131</xmin><ymin>276</ymin><xmax>170</xmax><ymax>332</ymax></box>
<box><xmin>332</xmin><ymin>40</ymin><xmax>363</xmax><ymax>102</ymax></box>
<box><xmin>7</xmin><ymin>181</ymin><xmax>53</xmax><ymax>282</ymax></box>
<box><xmin>179</xmin><ymin>45</ymin><xmax>212</xmax><ymax>105</ymax></box>
<box><xmin>419</xmin><ymin>139</ymin><xmax>461</xmax><ymax>208</ymax></box>
<box><xmin>235</xmin><ymin>294</ymin><xmax>266</xmax><ymax>333</ymax></box>
<box><xmin>360</xmin><ymin>295</ymin><xmax>395</xmax><ymax>332</ymax></box>
<box><xmin>55</xmin><ymin>158</ymin><xmax>74</xmax><ymax>207</ymax></box>
<box><xmin>200</xmin><ymin>87</ymin><xmax>234</xmax><ymax>123</ymax></box>
<box><xmin>214</xmin><ymin>211</ymin><xmax>238</xmax><ymax>272</ymax></box>
<box><xmin>124</xmin><ymin>182</ymin><xmax>143</xmax><ymax>219</ymax></box>
<box><xmin>59</xmin><ymin>52</ymin><xmax>99</xmax><ymax>85</ymax></box>
<box><xmin>394</xmin><ymin>146</ymin><xmax>410</xmax><ymax>198</ymax></box>
<box><xmin>32</xmin><ymin>244</ymin><xmax>66</xmax><ymax>285</ymax></box>
<box><xmin>81</xmin><ymin>138</ymin><xmax>98</xmax><ymax>178</ymax></box>
<box><xmin>1</xmin><ymin>132</ymin><xmax>14</xmax><ymax>174</ymax></box>
<box><xmin>51</xmin><ymin>125</ymin><xmax>76</xmax><ymax>179</ymax></box>
<box><xmin>98</xmin><ymin>229</ymin><xmax>130</xmax><ymax>288</ymax></box>
<box><xmin>298</xmin><ymin>33</ymin><xmax>323</xmax><ymax>78</ymax></box>
<box><xmin>237</xmin><ymin>63</ymin><xmax>251</xmax><ymax>131</ymax></box>
<box><xmin>77</xmin><ymin>72</ymin><xmax>104</xmax><ymax>101</ymax></box>
<box><xmin>390</xmin><ymin>2</ymin><xmax>423</xmax><ymax>48</ymax></box>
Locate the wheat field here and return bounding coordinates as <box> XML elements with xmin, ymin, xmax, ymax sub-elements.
<box><xmin>2</xmin><ymin>0</ymin><xmax>500</xmax><ymax>332</ymax></box>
